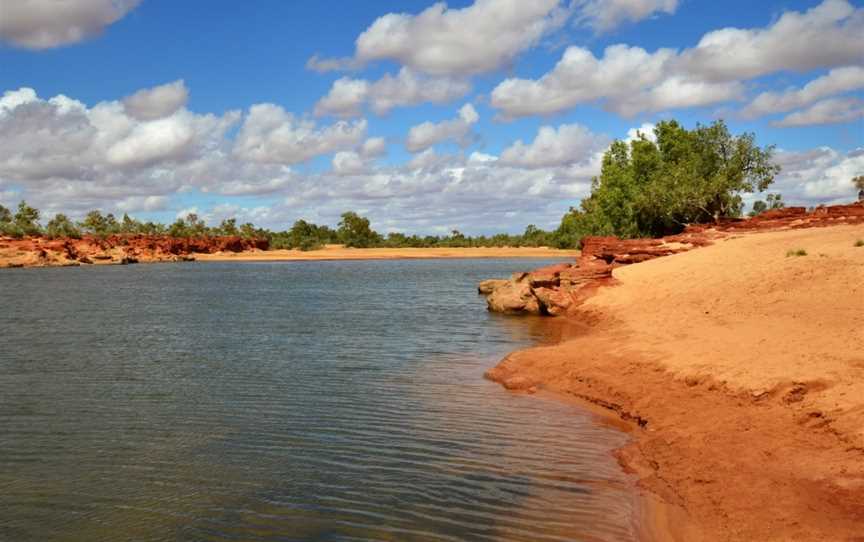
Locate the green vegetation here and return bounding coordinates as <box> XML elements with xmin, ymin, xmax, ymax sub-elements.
<box><xmin>853</xmin><ymin>175</ymin><xmax>864</xmax><ymax>191</ymax></box>
<box><xmin>0</xmin><ymin>200</ymin><xmax>556</xmax><ymax>250</ymax></box>
<box><xmin>750</xmin><ymin>193</ymin><xmax>785</xmax><ymax>217</ymax></box>
<box><xmin>786</xmin><ymin>249</ymin><xmax>808</xmax><ymax>257</ymax></box>
<box><xmin>551</xmin><ymin>120</ymin><xmax>780</xmax><ymax>247</ymax></box>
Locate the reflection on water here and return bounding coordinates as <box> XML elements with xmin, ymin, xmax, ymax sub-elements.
<box><xmin>0</xmin><ymin>259</ymin><xmax>636</xmax><ymax>541</ymax></box>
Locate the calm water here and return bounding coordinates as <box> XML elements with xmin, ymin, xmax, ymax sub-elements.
<box><xmin>0</xmin><ymin>260</ymin><xmax>636</xmax><ymax>542</ymax></box>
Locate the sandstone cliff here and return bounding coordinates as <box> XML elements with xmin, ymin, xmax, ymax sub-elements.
<box><xmin>0</xmin><ymin>235</ymin><xmax>269</xmax><ymax>268</ymax></box>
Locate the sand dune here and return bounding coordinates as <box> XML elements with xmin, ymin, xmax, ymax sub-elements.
<box><xmin>489</xmin><ymin>224</ymin><xmax>864</xmax><ymax>541</ymax></box>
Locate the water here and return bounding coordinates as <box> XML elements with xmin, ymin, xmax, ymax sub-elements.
<box><xmin>0</xmin><ymin>259</ymin><xmax>636</xmax><ymax>542</ymax></box>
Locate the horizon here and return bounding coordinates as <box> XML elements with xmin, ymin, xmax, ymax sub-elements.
<box><xmin>1</xmin><ymin>0</ymin><xmax>862</xmax><ymax>236</ymax></box>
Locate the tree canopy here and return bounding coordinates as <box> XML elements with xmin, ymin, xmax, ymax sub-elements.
<box><xmin>553</xmin><ymin>120</ymin><xmax>780</xmax><ymax>245</ymax></box>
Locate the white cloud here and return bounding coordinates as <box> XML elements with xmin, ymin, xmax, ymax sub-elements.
<box><xmin>360</xmin><ymin>137</ymin><xmax>387</xmax><ymax>158</ymax></box>
<box><xmin>679</xmin><ymin>0</ymin><xmax>864</xmax><ymax>82</ymax></box>
<box><xmin>122</xmin><ymin>80</ymin><xmax>189</xmax><ymax>121</ymax></box>
<box><xmin>309</xmin><ymin>0</ymin><xmax>570</xmax><ymax>76</ymax></box>
<box><xmin>741</xmin><ymin>66</ymin><xmax>864</xmax><ymax>119</ymax></box>
<box><xmin>491</xmin><ymin>1</ymin><xmax>864</xmax><ymax>118</ymax></box>
<box><xmin>499</xmin><ymin>123</ymin><xmax>610</xmax><ymax>168</ymax></box>
<box><xmin>116</xmin><ymin>195</ymin><xmax>169</xmax><ymax>213</ymax></box>
<box><xmin>577</xmin><ymin>0</ymin><xmax>679</xmax><ymax>32</ymax></box>
<box><xmin>332</xmin><ymin>151</ymin><xmax>368</xmax><ymax>176</ymax></box>
<box><xmin>405</xmin><ymin>104</ymin><xmax>479</xmax><ymax>152</ymax></box>
<box><xmin>772</xmin><ymin>97</ymin><xmax>864</xmax><ymax>127</ymax></box>
<box><xmin>0</xmin><ymin>0</ymin><xmax>141</xmax><ymax>49</ymax></box>
<box><xmin>233</xmin><ymin>103</ymin><xmax>367</xmax><ymax>164</ymax></box>
<box><xmin>771</xmin><ymin>147</ymin><xmax>864</xmax><ymax>203</ymax></box>
<box><xmin>315</xmin><ymin>68</ymin><xmax>471</xmax><ymax>117</ymax></box>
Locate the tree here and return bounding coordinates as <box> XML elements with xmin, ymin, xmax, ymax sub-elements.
<box><xmin>80</xmin><ymin>210</ymin><xmax>110</xmax><ymax>236</ymax></box>
<box><xmin>554</xmin><ymin>119</ymin><xmax>780</xmax><ymax>244</ymax></box>
<box><xmin>14</xmin><ymin>200</ymin><xmax>41</xmax><ymax>236</ymax></box>
<box><xmin>218</xmin><ymin>218</ymin><xmax>239</xmax><ymax>237</ymax></box>
<box><xmin>0</xmin><ymin>204</ymin><xmax>11</xmax><ymax>224</ymax></box>
<box><xmin>46</xmin><ymin>214</ymin><xmax>82</xmax><ymax>239</ymax></box>
<box><xmin>749</xmin><ymin>193</ymin><xmax>784</xmax><ymax>217</ymax></box>
<box><xmin>853</xmin><ymin>175</ymin><xmax>864</xmax><ymax>192</ymax></box>
<box><xmin>338</xmin><ymin>211</ymin><xmax>380</xmax><ymax>248</ymax></box>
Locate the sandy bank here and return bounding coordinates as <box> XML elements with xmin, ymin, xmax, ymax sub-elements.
<box><xmin>487</xmin><ymin>224</ymin><xmax>864</xmax><ymax>541</ymax></box>
<box><xmin>196</xmin><ymin>245</ymin><xmax>580</xmax><ymax>261</ymax></box>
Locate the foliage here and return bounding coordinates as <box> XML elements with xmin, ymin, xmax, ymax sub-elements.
<box><xmin>46</xmin><ymin>214</ymin><xmax>82</xmax><ymax>239</ymax></box>
<box><xmin>338</xmin><ymin>211</ymin><xmax>382</xmax><ymax>248</ymax></box>
<box><xmin>749</xmin><ymin>193</ymin><xmax>785</xmax><ymax>217</ymax></box>
<box><xmin>786</xmin><ymin>249</ymin><xmax>807</xmax><ymax>257</ymax></box>
<box><xmin>853</xmin><ymin>175</ymin><xmax>864</xmax><ymax>191</ymax></box>
<box><xmin>0</xmin><ymin>202</ymin><xmax>558</xmax><ymax>250</ymax></box>
<box><xmin>552</xmin><ymin>120</ymin><xmax>780</xmax><ymax>247</ymax></box>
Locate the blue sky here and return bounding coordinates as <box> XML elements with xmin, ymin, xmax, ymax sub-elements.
<box><xmin>0</xmin><ymin>0</ymin><xmax>862</xmax><ymax>234</ymax></box>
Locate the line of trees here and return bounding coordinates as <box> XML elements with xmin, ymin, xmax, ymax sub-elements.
<box><xmin>2</xmin><ymin>119</ymin><xmax>793</xmax><ymax>251</ymax></box>
<box><xmin>0</xmin><ymin>203</ymin><xmax>555</xmax><ymax>250</ymax></box>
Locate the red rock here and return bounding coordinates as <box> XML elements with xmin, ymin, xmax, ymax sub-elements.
<box><xmin>480</xmin><ymin>201</ymin><xmax>864</xmax><ymax>317</ymax></box>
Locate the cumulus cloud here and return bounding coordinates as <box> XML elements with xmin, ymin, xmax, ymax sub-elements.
<box><xmin>491</xmin><ymin>0</ymin><xmax>864</xmax><ymax>118</ymax></box>
<box><xmin>0</xmin><ymin>85</ymin><xmax>356</xmax><ymax>215</ymax></box>
<box><xmin>405</xmin><ymin>104</ymin><xmax>479</xmax><ymax>152</ymax></box>
<box><xmin>232</xmin><ymin>103</ymin><xmax>367</xmax><ymax>164</ymax></box>
<box><xmin>577</xmin><ymin>0</ymin><xmax>679</xmax><ymax>32</ymax></box>
<box><xmin>678</xmin><ymin>0</ymin><xmax>864</xmax><ymax>82</ymax></box>
<box><xmin>315</xmin><ymin>68</ymin><xmax>471</xmax><ymax>118</ymax></box>
<box><xmin>772</xmin><ymin>97</ymin><xmax>864</xmax><ymax>127</ymax></box>
<box><xmin>0</xmin><ymin>0</ymin><xmax>141</xmax><ymax>49</ymax></box>
<box><xmin>740</xmin><ymin>66</ymin><xmax>864</xmax><ymax>119</ymax></box>
<box><xmin>770</xmin><ymin>147</ymin><xmax>864</xmax><ymax>203</ymax></box>
<box><xmin>499</xmin><ymin>124</ymin><xmax>610</xmax><ymax>168</ymax></box>
<box><xmin>308</xmin><ymin>0</ymin><xmax>570</xmax><ymax>76</ymax></box>
<box><xmin>122</xmin><ymin>80</ymin><xmax>189</xmax><ymax>121</ymax></box>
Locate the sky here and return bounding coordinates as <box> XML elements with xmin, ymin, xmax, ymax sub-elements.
<box><xmin>0</xmin><ymin>0</ymin><xmax>862</xmax><ymax>234</ymax></box>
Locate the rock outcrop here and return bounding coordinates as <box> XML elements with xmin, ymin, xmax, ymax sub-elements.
<box><xmin>480</xmin><ymin>202</ymin><xmax>864</xmax><ymax>316</ymax></box>
<box><xmin>0</xmin><ymin>235</ymin><xmax>269</xmax><ymax>268</ymax></box>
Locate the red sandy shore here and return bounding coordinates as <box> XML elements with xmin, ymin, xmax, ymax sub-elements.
<box><xmin>482</xmin><ymin>203</ymin><xmax>864</xmax><ymax>541</ymax></box>
<box><xmin>0</xmin><ymin>234</ymin><xmax>268</xmax><ymax>268</ymax></box>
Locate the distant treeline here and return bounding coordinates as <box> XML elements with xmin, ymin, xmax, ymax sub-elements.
<box><xmin>0</xmin><ymin>203</ymin><xmax>557</xmax><ymax>251</ymax></box>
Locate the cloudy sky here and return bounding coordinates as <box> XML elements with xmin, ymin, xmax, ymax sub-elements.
<box><xmin>1</xmin><ymin>0</ymin><xmax>862</xmax><ymax>234</ymax></box>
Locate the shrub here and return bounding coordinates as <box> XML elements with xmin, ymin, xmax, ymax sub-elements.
<box><xmin>786</xmin><ymin>249</ymin><xmax>807</xmax><ymax>257</ymax></box>
<box><xmin>854</xmin><ymin>239</ymin><xmax>864</xmax><ymax>247</ymax></box>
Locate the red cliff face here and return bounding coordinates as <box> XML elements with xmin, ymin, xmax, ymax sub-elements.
<box><xmin>481</xmin><ymin>202</ymin><xmax>864</xmax><ymax>316</ymax></box>
<box><xmin>0</xmin><ymin>235</ymin><xmax>269</xmax><ymax>268</ymax></box>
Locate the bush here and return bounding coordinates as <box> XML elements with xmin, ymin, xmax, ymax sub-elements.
<box><xmin>786</xmin><ymin>249</ymin><xmax>807</xmax><ymax>257</ymax></box>
<box><xmin>46</xmin><ymin>214</ymin><xmax>82</xmax><ymax>239</ymax></box>
<box><xmin>854</xmin><ymin>239</ymin><xmax>864</xmax><ymax>247</ymax></box>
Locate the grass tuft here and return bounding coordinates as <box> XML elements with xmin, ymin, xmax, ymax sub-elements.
<box><xmin>786</xmin><ymin>249</ymin><xmax>808</xmax><ymax>257</ymax></box>
<box><xmin>855</xmin><ymin>239</ymin><xmax>864</xmax><ymax>247</ymax></box>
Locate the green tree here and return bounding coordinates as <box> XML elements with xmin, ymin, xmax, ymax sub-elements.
<box><xmin>554</xmin><ymin>119</ymin><xmax>780</xmax><ymax>244</ymax></box>
<box><xmin>46</xmin><ymin>214</ymin><xmax>82</xmax><ymax>239</ymax></box>
<box><xmin>0</xmin><ymin>204</ymin><xmax>11</xmax><ymax>224</ymax></box>
<box><xmin>14</xmin><ymin>200</ymin><xmax>41</xmax><ymax>236</ymax></box>
<box><xmin>120</xmin><ymin>213</ymin><xmax>142</xmax><ymax>234</ymax></box>
<box><xmin>80</xmin><ymin>210</ymin><xmax>110</xmax><ymax>236</ymax></box>
<box><xmin>338</xmin><ymin>211</ymin><xmax>380</xmax><ymax>248</ymax></box>
<box><xmin>218</xmin><ymin>218</ymin><xmax>239</xmax><ymax>237</ymax></box>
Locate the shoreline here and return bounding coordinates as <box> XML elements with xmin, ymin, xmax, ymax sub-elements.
<box><xmin>195</xmin><ymin>246</ymin><xmax>580</xmax><ymax>262</ymax></box>
<box><xmin>486</xmin><ymin>224</ymin><xmax>864</xmax><ymax>540</ymax></box>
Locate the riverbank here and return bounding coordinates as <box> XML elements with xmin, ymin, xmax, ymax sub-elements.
<box><xmin>0</xmin><ymin>234</ymin><xmax>268</xmax><ymax>268</ymax></box>
<box><xmin>487</xmin><ymin>224</ymin><xmax>864</xmax><ymax>540</ymax></box>
<box><xmin>195</xmin><ymin>245</ymin><xmax>580</xmax><ymax>261</ymax></box>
